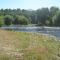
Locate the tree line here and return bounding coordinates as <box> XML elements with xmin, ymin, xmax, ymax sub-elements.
<box><xmin>0</xmin><ymin>6</ymin><xmax>60</xmax><ymax>26</ymax></box>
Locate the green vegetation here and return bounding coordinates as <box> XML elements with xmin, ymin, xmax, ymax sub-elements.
<box><xmin>52</xmin><ymin>11</ymin><xmax>60</xmax><ymax>26</ymax></box>
<box><xmin>0</xmin><ymin>6</ymin><xmax>60</xmax><ymax>26</ymax></box>
<box><xmin>4</xmin><ymin>15</ymin><xmax>13</xmax><ymax>25</ymax></box>
<box><xmin>0</xmin><ymin>30</ymin><xmax>60</xmax><ymax>60</ymax></box>
<box><xmin>13</xmin><ymin>15</ymin><xmax>29</xmax><ymax>25</ymax></box>
<box><xmin>0</xmin><ymin>16</ymin><xmax>4</xmax><ymax>26</ymax></box>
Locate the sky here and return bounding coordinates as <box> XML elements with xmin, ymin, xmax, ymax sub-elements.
<box><xmin>0</xmin><ymin>0</ymin><xmax>60</xmax><ymax>10</ymax></box>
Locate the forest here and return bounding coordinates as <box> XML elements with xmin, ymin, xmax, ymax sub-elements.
<box><xmin>0</xmin><ymin>6</ymin><xmax>60</xmax><ymax>26</ymax></box>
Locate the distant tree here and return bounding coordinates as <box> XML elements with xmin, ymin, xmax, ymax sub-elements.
<box><xmin>0</xmin><ymin>7</ymin><xmax>60</xmax><ymax>26</ymax></box>
<box><xmin>19</xmin><ymin>16</ymin><xmax>29</xmax><ymax>25</ymax></box>
<box><xmin>36</xmin><ymin>8</ymin><xmax>49</xmax><ymax>25</ymax></box>
<box><xmin>52</xmin><ymin>11</ymin><xmax>60</xmax><ymax>26</ymax></box>
<box><xmin>13</xmin><ymin>15</ymin><xmax>29</xmax><ymax>25</ymax></box>
<box><xmin>4</xmin><ymin>15</ymin><xmax>13</xmax><ymax>25</ymax></box>
<box><xmin>50</xmin><ymin>7</ymin><xmax>59</xmax><ymax>17</ymax></box>
<box><xmin>13</xmin><ymin>15</ymin><xmax>19</xmax><ymax>24</ymax></box>
<box><xmin>0</xmin><ymin>16</ymin><xmax>4</xmax><ymax>27</ymax></box>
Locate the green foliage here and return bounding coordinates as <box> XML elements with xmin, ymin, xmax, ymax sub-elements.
<box><xmin>13</xmin><ymin>15</ymin><xmax>29</xmax><ymax>25</ymax></box>
<box><xmin>36</xmin><ymin>8</ymin><xmax>50</xmax><ymax>25</ymax></box>
<box><xmin>52</xmin><ymin>11</ymin><xmax>60</xmax><ymax>26</ymax></box>
<box><xmin>50</xmin><ymin>7</ymin><xmax>59</xmax><ymax>17</ymax></box>
<box><xmin>0</xmin><ymin>7</ymin><xmax>60</xmax><ymax>26</ymax></box>
<box><xmin>4</xmin><ymin>15</ymin><xmax>13</xmax><ymax>25</ymax></box>
<box><xmin>18</xmin><ymin>15</ymin><xmax>29</xmax><ymax>25</ymax></box>
<box><xmin>0</xmin><ymin>16</ymin><xmax>4</xmax><ymax>27</ymax></box>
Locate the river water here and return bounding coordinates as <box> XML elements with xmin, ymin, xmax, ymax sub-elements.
<box><xmin>1</xmin><ymin>27</ymin><xmax>60</xmax><ymax>38</ymax></box>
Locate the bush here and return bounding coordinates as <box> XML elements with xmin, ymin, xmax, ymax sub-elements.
<box><xmin>13</xmin><ymin>15</ymin><xmax>29</xmax><ymax>25</ymax></box>
<box><xmin>4</xmin><ymin>15</ymin><xmax>13</xmax><ymax>25</ymax></box>
<box><xmin>0</xmin><ymin>16</ymin><xmax>4</xmax><ymax>27</ymax></box>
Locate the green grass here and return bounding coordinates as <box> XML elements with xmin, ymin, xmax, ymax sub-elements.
<box><xmin>0</xmin><ymin>30</ymin><xmax>60</xmax><ymax>60</ymax></box>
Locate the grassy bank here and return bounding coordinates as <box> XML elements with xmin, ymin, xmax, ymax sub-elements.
<box><xmin>0</xmin><ymin>30</ymin><xmax>60</xmax><ymax>60</ymax></box>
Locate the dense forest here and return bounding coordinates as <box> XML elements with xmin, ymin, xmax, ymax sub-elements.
<box><xmin>0</xmin><ymin>6</ymin><xmax>60</xmax><ymax>26</ymax></box>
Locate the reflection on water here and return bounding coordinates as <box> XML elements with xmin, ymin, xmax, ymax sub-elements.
<box><xmin>1</xmin><ymin>27</ymin><xmax>60</xmax><ymax>38</ymax></box>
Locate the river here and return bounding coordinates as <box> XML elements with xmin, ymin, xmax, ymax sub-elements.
<box><xmin>1</xmin><ymin>26</ymin><xmax>60</xmax><ymax>38</ymax></box>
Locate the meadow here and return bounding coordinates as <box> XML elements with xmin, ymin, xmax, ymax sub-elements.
<box><xmin>0</xmin><ymin>30</ymin><xmax>60</xmax><ymax>60</ymax></box>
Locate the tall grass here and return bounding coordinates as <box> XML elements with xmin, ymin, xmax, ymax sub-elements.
<box><xmin>0</xmin><ymin>30</ymin><xmax>60</xmax><ymax>60</ymax></box>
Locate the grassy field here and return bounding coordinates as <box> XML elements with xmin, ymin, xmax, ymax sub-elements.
<box><xmin>0</xmin><ymin>30</ymin><xmax>60</xmax><ymax>60</ymax></box>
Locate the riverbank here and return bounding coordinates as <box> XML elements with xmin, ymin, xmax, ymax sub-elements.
<box><xmin>0</xmin><ymin>30</ymin><xmax>60</xmax><ymax>60</ymax></box>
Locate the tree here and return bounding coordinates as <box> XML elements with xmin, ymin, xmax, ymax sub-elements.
<box><xmin>50</xmin><ymin>7</ymin><xmax>59</xmax><ymax>17</ymax></box>
<box><xmin>0</xmin><ymin>7</ymin><xmax>60</xmax><ymax>26</ymax></box>
<box><xmin>19</xmin><ymin>16</ymin><xmax>29</xmax><ymax>25</ymax></box>
<box><xmin>36</xmin><ymin>8</ymin><xmax>49</xmax><ymax>25</ymax></box>
<box><xmin>52</xmin><ymin>11</ymin><xmax>60</xmax><ymax>26</ymax></box>
<box><xmin>13</xmin><ymin>15</ymin><xmax>29</xmax><ymax>25</ymax></box>
<box><xmin>4</xmin><ymin>15</ymin><xmax>13</xmax><ymax>25</ymax></box>
<box><xmin>0</xmin><ymin>16</ymin><xmax>4</xmax><ymax>27</ymax></box>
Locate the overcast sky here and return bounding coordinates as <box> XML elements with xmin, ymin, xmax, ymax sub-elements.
<box><xmin>0</xmin><ymin>0</ymin><xmax>60</xmax><ymax>9</ymax></box>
